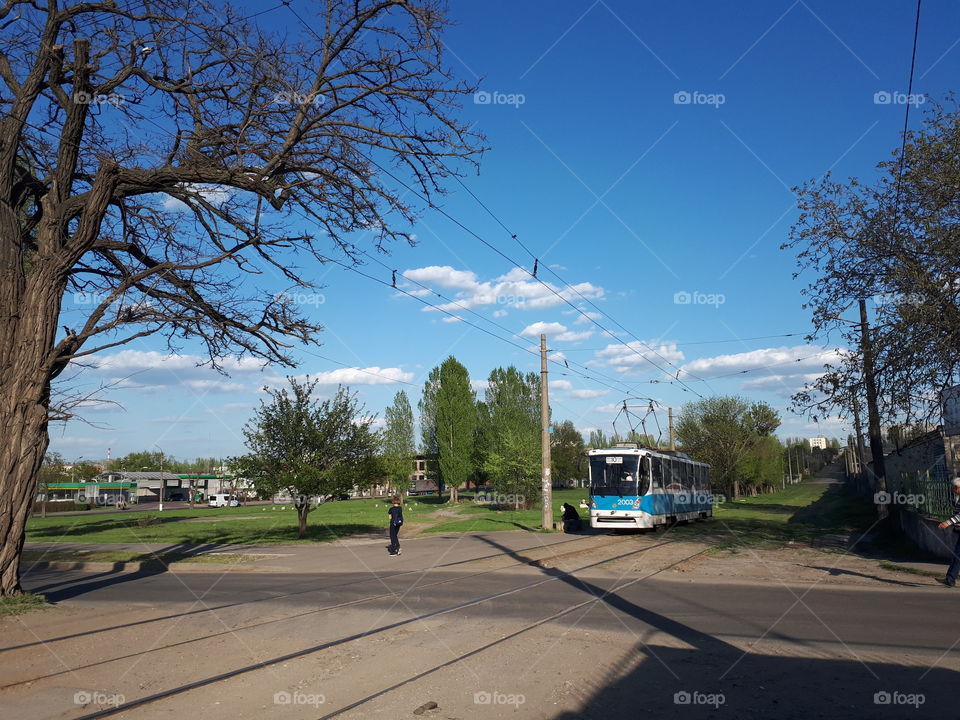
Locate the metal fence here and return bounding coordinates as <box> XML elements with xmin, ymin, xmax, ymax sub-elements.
<box><xmin>895</xmin><ymin>456</ymin><xmax>954</xmax><ymax>519</ymax></box>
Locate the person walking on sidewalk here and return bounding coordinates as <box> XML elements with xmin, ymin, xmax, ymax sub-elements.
<box><xmin>387</xmin><ymin>495</ymin><xmax>404</xmax><ymax>556</ymax></box>
<box><xmin>936</xmin><ymin>478</ymin><xmax>960</xmax><ymax>587</ymax></box>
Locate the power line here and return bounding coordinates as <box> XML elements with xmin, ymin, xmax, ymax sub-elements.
<box><xmin>437</xmin><ymin>160</ymin><xmax>714</xmax><ymax>393</ymax></box>
<box><xmin>363</xmin><ymin>155</ymin><xmax>705</xmax><ymax>398</ymax></box>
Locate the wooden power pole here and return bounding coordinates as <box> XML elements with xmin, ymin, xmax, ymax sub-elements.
<box><xmin>540</xmin><ymin>334</ymin><xmax>553</xmax><ymax>530</ymax></box>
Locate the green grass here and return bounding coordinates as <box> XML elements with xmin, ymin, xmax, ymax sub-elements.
<box><xmin>879</xmin><ymin>561</ymin><xmax>942</xmax><ymax>578</ymax></box>
<box><xmin>425</xmin><ymin>489</ymin><xmax>587</xmax><ymax>534</ymax></box>
<box><xmin>0</xmin><ymin>593</ymin><xmax>48</xmax><ymax>617</ymax></box>
<box><xmin>24</xmin><ymin>497</ymin><xmax>448</xmax><ymax>545</ymax></box>
<box><xmin>669</xmin><ymin>481</ymin><xmax>877</xmax><ymax>552</ymax></box>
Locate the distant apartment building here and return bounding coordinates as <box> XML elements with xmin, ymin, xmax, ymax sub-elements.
<box><xmin>809</xmin><ymin>436</ymin><xmax>828</xmax><ymax>450</ymax></box>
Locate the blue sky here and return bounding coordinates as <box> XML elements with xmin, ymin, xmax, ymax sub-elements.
<box><xmin>50</xmin><ymin>0</ymin><xmax>960</xmax><ymax>463</ymax></box>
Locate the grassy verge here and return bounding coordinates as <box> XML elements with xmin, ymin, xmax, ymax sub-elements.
<box><xmin>24</xmin><ymin>496</ymin><xmax>450</xmax><ymax>545</ymax></box>
<box><xmin>0</xmin><ymin>593</ymin><xmax>49</xmax><ymax>618</ymax></box>
<box><xmin>879</xmin><ymin>561</ymin><xmax>942</xmax><ymax>578</ymax></box>
<box><xmin>669</xmin><ymin>480</ymin><xmax>876</xmax><ymax>552</ymax></box>
<box><xmin>425</xmin><ymin>489</ymin><xmax>587</xmax><ymax>534</ymax></box>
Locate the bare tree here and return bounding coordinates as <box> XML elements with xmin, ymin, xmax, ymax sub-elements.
<box><xmin>0</xmin><ymin>0</ymin><xmax>480</xmax><ymax>595</ymax></box>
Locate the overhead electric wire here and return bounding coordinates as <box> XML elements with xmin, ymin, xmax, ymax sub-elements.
<box><xmin>438</xmin><ymin>160</ymin><xmax>714</xmax><ymax>392</ymax></box>
<box><xmin>362</xmin><ymin>154</ymin><xmax>705</xmax><ymax>398</ymax></box>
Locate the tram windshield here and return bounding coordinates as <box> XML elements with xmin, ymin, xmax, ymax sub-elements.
<box><xmin>589</xmin><ymin>455</ymin><xmax>642</xmax><ymax>496</ymax></box>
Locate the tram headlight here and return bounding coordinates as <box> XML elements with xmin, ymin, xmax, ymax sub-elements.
<box><xmin>590</xmin><ymin>499</ymin><xmax>597</xmax><ymax>509</ymax></box>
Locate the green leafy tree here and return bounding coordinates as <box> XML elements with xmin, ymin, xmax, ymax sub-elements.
<box><xmin>676</xmin><ymin>397</ymin><xmax>782</xmax><ymax>498</ymax></box>
<box><xmin>785</xmin><ymin>98</ymin><xmax>960</xmax><ymax>427</ymax></box>
<box><xmin>588</xmin><ymin>429</ymin><xmax>610</xmax><ymax>449</ymax></box>
<box><xmin>382</xmin><ymin>390</ymin><xmax>416</xmax><ymax>493</ymax></box>
<box><xmin>234</xmin><ymin>378</ymin><xmax>381</xmax><ymax>538</ymax></box>
<box><xmin>551</xmin><ymin>420</ymin><xmax>585</xmax><ymax>487</ymax></box>
<box><xmin>483</xmin><ymin>366</ymin><xmax>541</xmax><ymax>507</ymax></box>
<box><xmin>419</xmin><ymin>357</ymin><xmax>476</xmax><ymax>503</ymax></box>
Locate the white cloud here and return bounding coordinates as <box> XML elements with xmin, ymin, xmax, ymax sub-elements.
<box><xmin>549</xmin><ymin>351</ymin><xmax>567</xmax><ymax>362</ymax></box>
<box><xmin>441</xmin><ymin>315</ymin><xmax>463</xmax><ymax>323</ymax></box>
<box><xmin>311</xmin><ymin>367</ymin><xmax>414</xmax><ymax>385</ymax></box>
<box><xmin>567</xmin><ymin>388</ymin><xmax>609</xmax><ymax>399</ymax></box>
<box><xmin>550</xmin><ymin>379</ymin><xmax>573</xmax><ymax>390</ymax></box>
<box><xmin>471</xmin><ymin>379</ymin><xmax>489</xmax><ymax>391</ymax></box>
<box><xmin>677</xmin><ymin>345</ymin><xmax>842</xmax><ymax>379</ymax></box>
<box><xmin>402</xmin><ymin>265</ymin><xmax>604</xmax><ymax>314</ymax></box>
<box><xmin>594</xmin><ymin>340</ymin><xmax>685</xmax><ymax>376</ymax></box>
<box><xmin>574</xmin><ymin>311</ymin><xmax>601</xmax><ymax>325</ymax></box>
<box><xmin>679</xmin><ymin>345</ymin><xmax>846</xmax><ymax>399</ymax></box>
<box><xmin>520</xmin><ymin>321</ymin><xmax>567</xmax><ymax>338</ymax></box>
<box><xmin>160</xmin><ymin>183</ymin><xmax>233</xmax><ymax>212</ymax></box>
<box><xmin>556</xmin><ymin>330</ymin><xmax>593</xmax><ymax>342</ymax></box>
<box><xmin>492</xmin><ymin>309</ymin><xmax>508</xmax><ymax>318</ymax></box>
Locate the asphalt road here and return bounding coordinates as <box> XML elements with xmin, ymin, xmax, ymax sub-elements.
<box><xmin>13</xmin><ymin>552</ymin><xmax>960</xmax><ymax>719</ymax></box>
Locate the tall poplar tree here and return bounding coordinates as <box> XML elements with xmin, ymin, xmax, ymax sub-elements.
<box><xmin>383</xmin><ymin>390</ymin><xmax>416</xmax><ymax>493</ymax></box>
<box><xmin>420</xmin><ymin>357</ymin><xmax>476</xmax><ymax>503</ymax></box>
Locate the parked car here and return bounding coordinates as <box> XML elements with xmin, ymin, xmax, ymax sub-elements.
<box><xmin>208</xmin><ymin>494</ymin><xmax>241</xmax><ymax>508</ymax></box>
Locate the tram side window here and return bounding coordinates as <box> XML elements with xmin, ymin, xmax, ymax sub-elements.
<box><xmin>650</xmin><ymin>457</ymin><xmax>664</xmax><ymax>491</ymax></box>
<box><xmin>637</xmin><ymin>457</ymin><xmax>650</xmax><ymax>495</ymax></box>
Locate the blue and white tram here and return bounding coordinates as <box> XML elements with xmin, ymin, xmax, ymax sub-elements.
<box><xmin>587</xmin><ymin>444</ymin><xmax>713</xmax><ymax>530</ymax></box>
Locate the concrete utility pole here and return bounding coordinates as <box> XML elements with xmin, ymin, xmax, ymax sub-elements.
<box><xmin>540</xmin><ymin>334</ymin><xmax>553</xmax><ymax>530</ymax></box>
<box><xmin>859</xmin><ymin>298</ymin><xmax>888</xmax><ymax>517</ymax></box>
<box><xmin>668</xmin><ymin>407</ymin><xmax>676</xmax><ymax>450</ymax></box>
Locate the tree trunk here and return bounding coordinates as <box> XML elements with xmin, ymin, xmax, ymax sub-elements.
<box><xmin>296</xmin><ymin>505</ymin><xmax>309</xmax><ymax>538</ymax></box>
<box><xmin>0</xmin><ymin>368</ymin><xmax>55</xmax><ymax>597</ymax></box>
<box><xmin>0</xmin><ymin>232</ymin><xmax>65</xmax><ymax>596</ymax></box>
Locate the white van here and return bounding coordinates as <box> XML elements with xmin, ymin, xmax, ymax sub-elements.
<box><xmin>208</xmin><ymin>494</ymin><xmax>241</xmax><ymax>508</ymax></box>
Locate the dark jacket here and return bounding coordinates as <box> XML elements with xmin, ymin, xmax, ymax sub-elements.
<box><xmin>389</xmin><ymin>505</ymin><xmax>403</xmax><ymax>526</ymax></box>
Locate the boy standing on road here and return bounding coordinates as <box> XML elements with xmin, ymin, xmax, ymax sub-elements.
<box><xmin>936</xmin><ymin>478</ymin><xmax>960</xmax><ymax>587</ymax></box>
<box><xmin>388</xmin><ymin>495</ymin><xmax>404</xmax><ymax>556</ymax></box>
